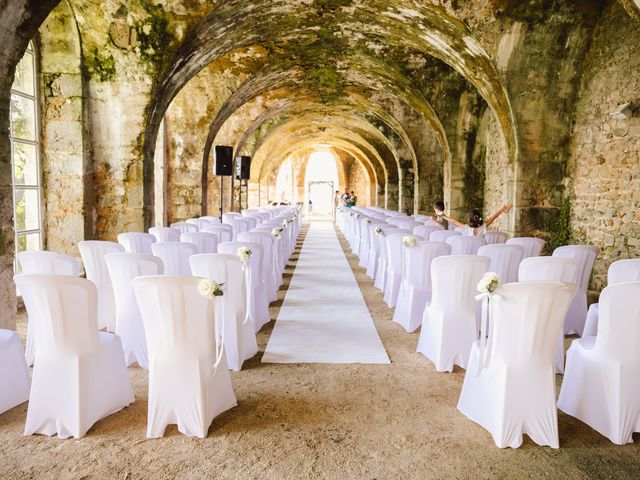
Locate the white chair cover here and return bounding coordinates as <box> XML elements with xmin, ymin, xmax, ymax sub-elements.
<box><xmin>238</xmin><ymin>231</ymin><xmax>278</xmax><ymax>303</ymax></box>
<box><xmin>558</xmin><ymin>282</ymin><xmax>640</xmax><ymax>445</ymax></box>
<box><xmin>117</xmin><ymin>232</ymin><xmax>156</xmax><ymax>255</ymax></box>
<box><xmin>477</xmin><ymin>244</ymin><xmax>525</xmax><ymax>284</ymax></box>
<box><xmin>189</xmin><ymin>254</ymin><xmax>258</xmax><ymax>372</ymax></box>
<box><xmin>105</xmin><ymin>253</ymin><xmax>164</xmax><ymax>369</ymax></box>
<box><xmin>446</xmin><ymin>235</ymin><xmax>485</xmax><ymax>255</ymax></box>
<box><xmin>583</xmin><ymin>259</ymin><xmax>640</xmax><ymax>337</ymax></box>
<box><xmin>202</xmin><ymin>224</ymin><xmax>233</xmax><ymax>243</ymax></box>
<box><xmin>0</xmin><ymin>329</ymin><xmax>30</xmax><ymax>415</ymax></box>
<box><xmin>484</xmin><ymin>231</ymin><xmax>508</xmax><ymax>245</ymax></box>
<box><xmin>518</xmin><ymin>256</ymin><xmax>580</xmax><ymax>373</ymax></box>
<box><xmin>199</xmin><ymin>216</ymin><xmax>221</xmax><ymax>225</ymax></box>
<box><xmin>414</xmin><ymin>224</ymin><xmax>441</xmax><ymax>240</ymax></box>
<box><xmin>393</xmin><ymin>242</ymin><xmax>451</xmax><ymax>333</ymax></box>
<box><xmin>364</xmin><ymin>222</ymin><xmax>388</xmax><ymax>279</ymax></box>
<box><xmin>457</xmin><ymin>281</ymin><xmax>576</xmax><ymax>448</ymax></box>
<box><xmin>17</xmin><ymin>250</ymin><xmax>81</xmax><ymax>366</ymax></box>
<box><xmin>151</xmin><ymin>241</ymin><xmax>197</xmax><ymax>275</ymax></box>
<box><xmin>383</xmin><ymin>233</ymin><xmax>413</xmax><ymax>308</ymax></box>
<box><xmin>15</xmin><ymin>274</ymin><xmax>134</xmax><ymax>438</ymax></box>
<box><xmin>78</xmin><ymin>240</ymin><xmax>124</xmax><ymax>332</ymax></box>
<box><xmin>218</xmin><ymin>241</ymin><xmax>270</xmax><ymax>332</ymax></box>
<box><xmin>170</xmin><ymin>221</ymin><xmax>199</xmax><ymax>234</ymax></box>
<box><xmin>506</xmin><ymin>237</ymin><xmax>545</xmax><ymax>258</ymax></box>
<box><xmin>553</xmin><ymin>245</ymin><xmax>599</xmax><ymax>335</ymax></box>
<box><xmin>430</xmin><ymin>230</ymin><xmax>461</xmax><ymax>243</ymax></box>
<box><xmin>180</xmin><ymin>232</ymin><xmax>219</xmax><ymax>254</ymax></box>
<box><xmin>222</xmin><ymin>212</ymin><xmax>242</xmax><ymax>224</ymax></box>
<box><xmin>132</xmin><ymin>275</ymin><xmax>237</xmax><ymax>437</ymax></box>
<box><xmin>186</xmin><ymin>218</ymin><xmax>210</xmax><ymax>231</ymax></box>
<box><xmin>148</xmin><ymin>226</ymin><xmax>181</xmax><ymax>242</ymax></box>
<box><xmin>417</xmin><ymin>255</ymin><xmax>490</xmax><ymax>372</ymax></box>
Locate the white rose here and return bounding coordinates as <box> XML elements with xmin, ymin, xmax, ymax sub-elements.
<box><xmin>237</xmin><ymin>246</ymin><xmax>252</xmax><ymax>264</ymax></box>
<box><xmin>197</xmin><ymin>278</ymin><xmax>213</xmax><ymax>298</ymax></box>
<box><xmin>403</xmin><ymin>236</ymin><xmax>417</xmax><ymax>247</ymax></box>
<box><xmin>477</xmin><ymin>272</ymin><xmax>500</xmax><ymax>294</ymax></box>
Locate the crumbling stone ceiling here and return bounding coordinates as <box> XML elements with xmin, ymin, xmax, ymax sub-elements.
<box><xmin>619</xmin><ymin>0</ymin><xmax>640</xmax><ymax>20</ymax></box>
<box><xmin>146</xmin><ymin>0</ymin><xmax>521</xmax><ymax>181</ymax></box>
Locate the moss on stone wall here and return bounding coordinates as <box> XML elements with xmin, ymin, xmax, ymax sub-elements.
<box><xmin>84</xmin><ymin>47</ymin><xmax>116</xmax><ymax>82</ymax></box>
<box><xmin>136</xmin><ymin>1</ymin><xmax>176</xmax><ymax>72</ymax></box>
<box><xmin>548</xmin><ymin>196</ymin><xmax>572</xmax><ymax>250</ymax></box>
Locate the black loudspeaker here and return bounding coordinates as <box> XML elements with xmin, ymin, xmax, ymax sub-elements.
<box><xmin>235</xmin><ymin>156</ymin><xmax>251</xmax><ymax>180</ymax></box>
<box><xmin>214</xmin><ymin>146</ymin><xmax>233</xmax><ymax>176</ymax></box>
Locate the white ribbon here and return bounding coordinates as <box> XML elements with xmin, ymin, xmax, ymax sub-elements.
<box><xmin>241</xmin><ymin>261</ymin><xmax>253</xmax><ymax>327</ymax></box>
<box><xmin>474</xmin><ymin>291</ymin><xmax>501</xmax><ymax>377</ymax></box>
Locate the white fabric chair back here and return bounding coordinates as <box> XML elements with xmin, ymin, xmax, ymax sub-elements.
<box><xmin>17</xmin><ymin>250</ymin><xmax>80</xmax><ymax>276</ymax></box>
<box><xmin>117</xmin><ymin>232</ymin><xmax>156</xmax><ymax>255</ymax></box>
<box><xmin>608</xmin><ymin>259</ymin><xmax>640</xmax><ymax>285</ymax></box>
<box><xmin>431</xmin><ymin>255</ymin><xmax>490</xmax><ymax>316</ymax></box>
<box><xmin>186</xmin><ymin>218</ymin><xmax>211</xmax><ymax>231</ymax></box>
<box><xmin>199</xmin><ymin>216</ymin><xmax>221</xmax><ymax>225</ymax></box>
<box><xmin>132</xmin><ymin>274</ymin><xmax>236</xmax><ymax>437</ymax></box>
<box><xmin>477</xmin><ymin>244</ymin><xmax>525</xmax><ymax>284</ymax></box>
<box><xmin>222</xmin><ymin>212</ymin><xmax>242</xmax><ymax>224</ymax></box>
<box><xmin>105</xmin><ymin>253</ymin><xmax>163</xmax><ymax>369</ymax></box>
<box><xmin>170</xmin><ymin>222</ymin><xmax>198</xmax><ymax>234</ymax></box>
<box><xmin>396</xmin><ymin>218</ymin><xmax>418</xmax><ymax>231</ymax></box>
<box><xmin>386</xmin><ymin>234</ymin><xmax>408</xmax><ymax>273</ymax></box>
<box><xmin>552</xmin><ymin>245</ymin><xmax>599</xmax><ymax>292</ymax></box>
<box><xmin>151</xmin><ymin>241</ymin><xmax>197</xmax><ymax>275</ymax></box>
<box><xmin>430</xmin><ymin>230</ymin><xmax>461</xmax><ymax>243</ymax></box>
<box><xmin>518</xmin><ymin>256</ymin><xmax>579</xmax><ymax>283</ymax></box>
<box><xmin>149</xmin><ymin>226</ymin><xmax>181</xmax><ymax>242</ymax></box>
<box><xmin>180</xmin><ymin>232</ymin><xmax>219</xmax><ymax>254</ymax></box>
<box><xmin>189</xmin><ymin>254</ymin><xmax>245</xmax><ymax>314</ymax></box>
<box><xmin>78</xmin><ymin>240</ymin><xmax>124</xmax><ymax>332</ymax></box>
<box><xmin>446</xmin><ymin>235</ymin><xmax>484</xmax><ymax>255</ymax></box>
<box><xmin>238</xmin><ymin>231</ymin><xmax>274</xmax><ymax>278</ymax></box>
<box><xmin>506</xmin><ymin>237</ymin><xmax>545</xmax><ymax>258</ymax></box>
<box><xmin>414</xmin><ymin>224</ymin><xmax>440</xmax><ymax>240</ymax></box>
<box><xmin>0</xmin><ymin>329</ymin><xmax>30</xmax><ymax>414</ymax></box>
<box><xmin>404</xmin><ymin>241</ymin><xmax>451</xmax><ymax>291</ymax></box>
<box><xmin>202</xmin><ymin>224</ymin><xmax>233</xmax><ymax>243</ymax></box>
<box><xmin>484</xmin><ymin>231</ymin><xmax>508</xmax><ymax>245</ymax></box>
<box><xmin>595</xmin><ymin>282</ymin><xmax>640</xmax><ymax>359</ymax></box>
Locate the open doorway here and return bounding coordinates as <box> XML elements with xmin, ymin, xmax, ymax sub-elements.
<box><xmin>304</xmin><ymin>151</ymin><xmax>339</xmax><ymax>219</ymax></box>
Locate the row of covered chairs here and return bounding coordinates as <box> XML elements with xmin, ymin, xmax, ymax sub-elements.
<box><xmin>2</xmin><ymin>205</ymin><xmax>301</xmax><ymax>439</ymax></box>
<box><xmin>337</xmin><ymin>205</ymin><xmax>640</xmax><ymax>448</ymax></box>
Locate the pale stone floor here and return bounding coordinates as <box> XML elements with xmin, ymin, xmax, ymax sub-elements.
<box><xmin>2</xmin><ymin>224</ymin><xmax>640</xmax><ymax>479</ymax></box>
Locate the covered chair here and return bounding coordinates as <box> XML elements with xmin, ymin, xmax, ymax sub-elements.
<box><xmin>583</xmin><ymin>259</ymin><xmax>640</xmax><ymax>337</ymax></box>
<box><xmin>151</xmin><ymin>241</ymin><xmax>197</xmax><ymax>275</ymax></box>
<box><xmin>0</xmin><ymin>329</ymin><xmax>30</xmax><ymax>415</ymax></box>
<box><xmin>16</xmin><ymin>250</ymin><xmax>81</xmax><ymax>366</ymax></box>
<box><xmin>133</xmin><ymin>275</ymin><xmax>237</xmax><ymax>438</ymax></box>
<box><xmin>180</xmin><ymin>231</ymin><xmax>219</xmax><ymax>254</ymax></box>
<box><xmin>185</xmin><ymin>218</ymin><xmax>210</xmax><ymax>231</ymax></box>
<box><xmin>506</xmin><ymin>237</ymin><xmax>545</xmax><ymax>258</ymax></box>
<box><xmin>429</xmin><ymin>230</ymin><xmax>461</xmax><ymax>243</ymax></box>
<box><xmin>484</xmin><ymin>231</ymin><xmax>508</xmax><ymax>245</ymax></box>
<box><xmin>78</xmin><ymin>240</ymin><xmax>124</xmax><ymax>332</ymax></box>
<box><xmin>148</xmin><ymin>226</ymin><xmax>181</xmax><ymax>242</ymax></box>
<box><xmin>477</xmin><ymin>244</ymin><xmax>525</xmax><ymax>284</ymax></box>
<box><xmin>218</xmin><ymin>241</ymin><xmax>270</xmax><ymax>332</ymax></box>
<box><xmin>383</xmin><ymin>233</ymin><xmax>414</xmax><ymax>308</ymax></box>
<box><xmin>457</xmin><ymin>281</ymin><xmax>576</xmax><ymax>448</ymax></box>
<box><xmin>553</xmin><ymin>245</ymin><xmax>599</xmax><ymax>335</ymax></box>
<box><xmin>199</xmin><ymin>216</ymin><xmax>221</xmax><ymax>225</ymax></box>
<box><xmin>15</xmin><ymin>275</ymin><xmax>134</xmax><ymax>439</ymax></box>
<box><xmin>170</xmin><ymin>222</ymin><xmax>198</xmax><ymax>234</ymax></box>
<box><xmin>105</xmin><ymin>253</ymin><xmax>164</xmax><ymax>369</ymax></box>
<box><xmin>393</xmin><ymin>241</ymin><xmax>451</xmax><ymax>333</ymax></box>
<box><xmin>446</xmin><ymin>235</ymin><xmax>485</xmax><ymax>255</ymax></box>
<box><xmin>558</xmin><ymin>282</ymin><xmax>640</xmax><ymax>445</ymax></box>
<box><xmin>417</xmin><ymin>255</ymin><xmax>490</xmax><ymax>372</ymax></box>
<box><xmin>117</xmin><ymin>232</ymin><xmax>156</xmax><ymax>255</ymax></box>
<box><xmin>202</xmin><ymin>224</ymin><xmax>233</xmax><ymax>243</ymax></box>
<box><xmin>189</xmin><ymin>254</ymin><xmax>258</xmax><ymax>371</ymax></box>
<box><xmin>238</xmin><ymin>230</ymin><xmax>279</xmax><ymax>304</ymax></box>
<box><xmin>413</xmin><ymin>224</ymin><xmax>441</xmax><ymax>241</ymax></box>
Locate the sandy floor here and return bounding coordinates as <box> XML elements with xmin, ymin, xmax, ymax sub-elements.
<box><xmin>2</xmin><ymin>223</ymin><xmax>640</xmax><ymax>479</ymax></box>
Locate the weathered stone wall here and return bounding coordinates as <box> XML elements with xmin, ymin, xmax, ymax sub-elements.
<box><xmin>39</xmin><ymin>0</ymin><xmax>86</xmax><ymax>256</ymax></box>
<box><xmin>343</xmin><ymin>155</ymin><xmax>370</xmax><ymax>208</ymax></box>
<box><xmin>568</xmin><ymin>2</ymin><xmax>640</xmax><ymax>291</ymax></box>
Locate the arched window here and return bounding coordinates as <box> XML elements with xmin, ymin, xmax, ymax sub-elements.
<box><xmin>10</xmin><ymin>41</ymin><xmax>42</xmax><ymax>257</ymax></box>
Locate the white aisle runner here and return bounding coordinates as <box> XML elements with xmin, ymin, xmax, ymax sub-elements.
<box><xmin>262</xmin><ymin>220</ymin><xmax>390</xmax><ymax>364</ymax></box>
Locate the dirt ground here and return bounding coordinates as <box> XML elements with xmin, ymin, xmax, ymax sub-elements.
<box><xmin>2</xmin><ymin>223</ymin><xmax>640</xmax><ymax>479</ymax></box>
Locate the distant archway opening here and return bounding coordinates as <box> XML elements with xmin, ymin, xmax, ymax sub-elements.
<box><xmin>304</xmin><ymin>151</ymin><xmax>339</xmax><ymax>217</ymax></box>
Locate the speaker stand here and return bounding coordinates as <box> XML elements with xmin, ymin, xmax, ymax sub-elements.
<box><xmin>219</xmin><ymin>176</ymin><xmax>224</xmax><ymax>221</ymax></box>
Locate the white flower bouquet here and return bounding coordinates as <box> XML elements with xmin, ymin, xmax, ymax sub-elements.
<box><xmin>403</xmin><ymin>236</ymin><xmax>417</xmax><ymax>247</ymax></box>
<box><xmin>237</xmin><ymin>246</ymin><xmax>252</xmax><ymax>264</ymax></box>
<box><xmin>374</xmin><ymin>226</ymin><xmax>383</xmax><ymax>235</ymax></box>
<box><xmin>477</xmin><ymin>272</ymin><xmax>500</xmax><ymax>294</ymax></box>
<box><xmin>197</xmin><ymin>278</ymin><xmax>225</xmax><ymax>299</ymax></box>
<box><xmin>364</xmin><ymin>219</ymin><xmax>371</xmax><ymax>224</ymax></box>
<box><xmin>282</xmin><ymin>219</ymin><xmax>290</xmax><ymax>227</ymax></box>
<box><xmin>272</xmin><ymin>226</ymin><xmax>283</xmax><ymax>238</ymax></box>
